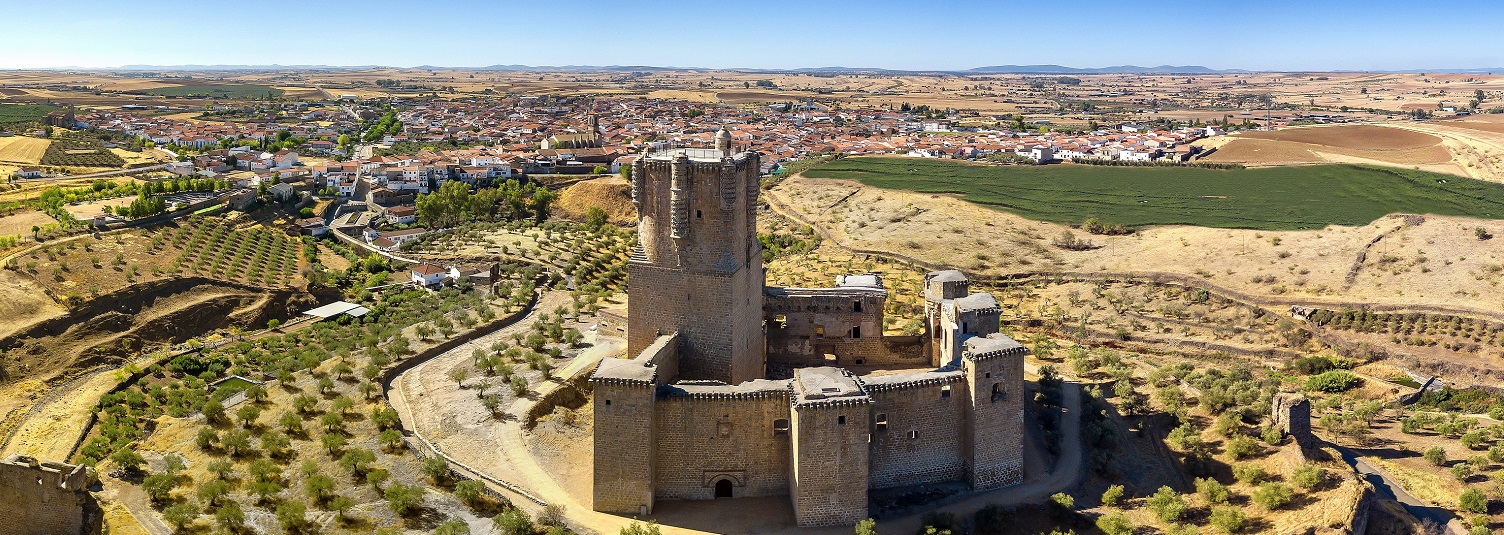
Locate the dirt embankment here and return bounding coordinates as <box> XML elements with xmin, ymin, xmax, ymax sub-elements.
<box><xmin>553</xmin><ymin>176</ymin><xmax>636</xmax><ymax>225</ymax></box>
<box><xmin>0</xmin><ymin>276</ymin><xmax>319</xmax><ymax>384</ymax></box>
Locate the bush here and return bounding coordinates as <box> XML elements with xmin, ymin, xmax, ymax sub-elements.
<box><xmin>1225</xmin><ymin>435</ymin><xmax>1261</xmax><ymax>460</ymax></box>
<box><xmin>1252</xmin><ymin>482</ymin><xmax>1293</xmax><ymax>510</ymax></box>
<box><xmin>1146</xmin><ymin>486</ymin><xmax>1187</xmax><ymax>522</ymax></box>
<box><xmin>384</xmin><ymin>482</ymin><xmax>424</xmax><ymax>516</ymax></box>
<box><xmin>1424</xmin><ymin>446</ymin><xmax>1448</xmax><ymax>466</ymax></box>
<box><xmin>1292</xmin><ymin>463</ymin><xmax>1325</xmax><ymax>490</ymax></box>
<box><xmin>494</xmin><ymin>507</ymin><xmax>535</xmax><ymax>535</ymax></box>
<box><xmin>1100</xmin><ymin>484</ymin><xmax>1125</xmax><ymax>507</ymax></box>
<box><xmin>1260</xmin><ymin>425</ymin><xmax>1284</xmax><ymax>446</ymax></box>
<box><xmin>620</xmin><ymin>521</ymin><xmax>662</xmax><ymax>535</ymax></box>
<box><xmin>1304</xmin><ymin>370</ymin><xmax>1360</xmax><ymax>392</ymax></box>
<box><xmin>1195</xmin><ymin>477</ymin><xmax>1230</xmax><ymax>504</ymax></box>
<box><xmin>1232</xmin><ymin>463</ymin><xmax>1267</xmax><ymax>484</ymax></box>
<box><xmin>1049</xmin><ymin>492</ymin><xmax>1075</xmax><ymax>516</ymax></box>
<box><xmin>1459</xmin><ymin>488</ymin><xmax>1488</xmax><ymax>514</ymax></box>
<box><xmin>973</xmin><ymin>505</ymin><xmax>1012</xmax><ymax>534</ymax></box>
<box><xmin>1095</xmin><ymin>512</ymin><xmax>1133</xmax><ymax>535</ymax></box>
<box><xmin>1208</xmin><ymin>506</ymin><xmax>1246</xmax><ymax>533</ymax></box>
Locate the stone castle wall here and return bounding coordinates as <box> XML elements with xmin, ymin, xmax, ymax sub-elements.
<box><xmin>591</xmin><ymin>379</ymin><xmax>659</xmax><ymax>515</ymax></box>
<box><xmin>790</xmin><ymin>400</ymin><xmax>871</xmax><ymax>527</ymax></box>
<box><xmin>652</xmin><ymin>389</ymin><xmax>792</xmax><ymax>499</ymax></box>
<box><xmin>866</xmin><ymin>374</ymin><xmax>969</xmax><ymax>489</ymax></box>
<box><xmin>764</xmin><ymin>291</ymin><xmax>925</xmax><ymax>368</ymax></box>
<box><xmin>964</xmin><ymin>346</ymin><xmax>1027</xmax><ymax>489</ymax></box>
<box><xmin>0</xmin><ymin>455</ymin><xmax>93</xmax><ymax>535</ymax></box>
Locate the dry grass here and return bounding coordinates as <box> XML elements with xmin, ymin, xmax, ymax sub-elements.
<box><xmin>0</xmin><ymin>210</ymin><xmax>55</xmax><ymax>237</ymax></box>
<box><xmin>553</xmin><ymin>176</ymin><xmax>635</xmax><ymax>225</ymax></box>
<box><xmin>0</xmin><ymin>136</ymin><xmax>49</xmax><ymax>164</ymax></box>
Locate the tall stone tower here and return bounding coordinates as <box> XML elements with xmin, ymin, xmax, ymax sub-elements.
<box><xmin>628</xmin><ymin>126</ymin><xmax>765</xmax><ymax>384</ymax></box>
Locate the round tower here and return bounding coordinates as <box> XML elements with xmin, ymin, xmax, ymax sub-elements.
<box><xmin>714</xmin><ymin>125</ymin><xmax>732</xmax><ymax>154</ymax></box>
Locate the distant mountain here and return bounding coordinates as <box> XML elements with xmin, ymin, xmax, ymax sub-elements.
<box><xmin>967</xmin><ymin>65</ymin><xmax>1243</xmax><ymax>74</ymax></box>
<box><xmin>114</xmin><ymin>64</ymin><xmax>380</xmax><ymax>71</ymax></box>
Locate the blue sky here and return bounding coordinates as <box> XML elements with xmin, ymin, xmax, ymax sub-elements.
<box><xmin>4</xmin><ymin>0</ymin><xmax>1502</xmax><ymax>71</ymax></box>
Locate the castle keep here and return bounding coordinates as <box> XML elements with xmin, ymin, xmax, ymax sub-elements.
<box><xmin>592</xmin><ymin>128</ymin><xmax>1026</xmax><ymax>526</ymax></box>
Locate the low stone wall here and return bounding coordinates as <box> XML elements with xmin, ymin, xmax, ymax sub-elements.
<box><xmin>0</xmin><ymin>455</ymin><xmax>98</xmax><ymax>535</ymax></box>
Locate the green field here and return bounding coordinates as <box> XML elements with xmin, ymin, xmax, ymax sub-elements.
<box><xmin>0</xmin><ymin>103</ymin><xmax>63</xmax><ymax>124</ymax></box>
<box><xmin>141</xmin><ymin>84</ymin><xmax>281</xmax><ymax>99</ymax></box>
<box><xmin>802</xmin><ymin>158</ymin><xmax>1504</xmax><ymax>230</ymax></box>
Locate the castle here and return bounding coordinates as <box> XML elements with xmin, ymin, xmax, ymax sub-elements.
<box><xmin>590</xmin><ymin>127</ymin><xmax>1026</xmax><ymax>527</ymax></box>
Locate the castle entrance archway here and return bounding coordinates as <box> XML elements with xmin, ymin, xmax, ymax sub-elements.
<box><xmin>714</xmin><ymin>479</ymin><xmax>733</xmax><ymax>498</ymax></box>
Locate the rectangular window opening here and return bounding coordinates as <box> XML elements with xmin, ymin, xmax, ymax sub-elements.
<box><xmin>773</xmin><ymin>418</ymin><xmax>789</xmax><ymax>436</ymax></box>
<box><xmin>876</xmin><ymin>414</ymin><xmax>888</xmax><ymax>430</ymax></box>
<box><xmin>853</xmin><ymin>301</ymin><xmax>862</xmax><ymax>312</ymax></box>
<box><xmin>851</xmin><ymin>325</ymin><xmax>861</xmax><ymax>339</ymax></box>
<box><xmin>837</xmin><ymin>415</ymin><xmax>846</xmax><ymax>426</ymax></box>
<box><xmin>941</xmin><ymin>385</ymin><xmax>952</xmax><ymax>399</ymax></box>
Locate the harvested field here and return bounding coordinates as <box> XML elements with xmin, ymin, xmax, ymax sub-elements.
<box><xmin>0</xmin><ymin>210</ymin><xmax>56</xmax><ymax>237</ymax></box>
<box><xmin>1238</xmin><ymin>125</ymin><xmax>1443</xmax><ymax>150</ymax></box>
<box><xmin>645</xmin><ymin>89</ymin><xmax>718</xmax><ymax>102</ymax></box>
<box><xmin>1203</xmin><ymin>138</ymin><xmax>1323</xmax><ymax>164</ymax></box>
<box><xmin>0</xmin><ymin>136</ymin><xmax>49</xmax><ymax>164</ymax></box>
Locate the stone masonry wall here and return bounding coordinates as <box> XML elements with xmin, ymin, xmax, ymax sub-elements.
<box><xmin>653</xmin><ymin>394</ymin><xmax>792</xmax><ymax>499</ymax></box>
<box><xmin>0</xmin><ymin>456</ymin><xmax>92</xmax><ymax>535</ymax></box>
<box><xmin>790</xmin><ymin>402</ymin><xmax>871</xmax><ymax>527</ymax></box>
<box><xmin>591</xmin><ymin>381</ymin><xmax>657</xmax><ymax>514</ymax></box>
<box><xmin>866</xmin><ymin>378</ymin><xmax>969</xmax><ymax>489</ymax></box>
<box><xmin>965</xmin><ymin>350</ymin><xmax>1026</xmax><ymax>489</ymax></box>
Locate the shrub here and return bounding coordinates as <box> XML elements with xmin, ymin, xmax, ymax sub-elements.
<box><xmin>1261</xmin><ymin>425</ymin><xmax>1284</xmax><ymax>445</ymax></box>
<box><xmin>1233</xmin><ymin>463</ymin><xmax>1267</xmax><ymax>484</ymax></box>
<box><xmin>1146</xmin><ymin>486</ymin><xmax>1187</xmax><ymax>522</ymax></box>
<box><xmin>1451</xmin><ymin>463</ymin><xmax>1474</xmax><ymax>481</ymax></box>
<box><xmin>973</xmin><ymin>505</ymin><xmax>1012</xmax><ymax>534</ymax></box>
<box><xmin>1460</xmin><ymin>488</ymin><xmax>1488</xmax><ymax>514</ymax></box>
<box><xmin>1208</xmin><ymin>506</ymin><xmax>1246</xmax><ymax>533</ymax></box>
<box><xmin>1424</xmin><ymin>446</ymin><xmax>1448</xmax><ymax>466</ymax></box>
<box><xmin>1292</xmin><ymin>463</ymin><xmax>1325</xmax><ymax>489</ymax></box>
<box><xmin>1101</xmin><ymin>484</ymin><xmax>1125</xmax><ymax>507</ymax></box>
<box><xmin>455</xmin><ymin>480</ymin><xmax>485</xmax><ymax>506</ymax></box>
<box><xmin>1225</xmin><ymin>435</ymin><xmax>1261</xmax><ymax>460</ymax></box>
<box><xmin>1252</xmin><ymin>482</ymin><xmax>1293</xmax><ymax>510</ymax></box>
<box><xmin>620</xmin><ymin>521</ymin><xmax>662</xmax><ymax>535</ymax></box>
<box><xmin>1195</xmin><ymin>477</ymin><xmax>1230</xmax><ymax>504</ymax></box>
<box><xmin>1049</xmin><ymin>492</ymin><xmax>1075</xmax><ymax>516</ymax></box>
<box><xmin>494</xmin><ymin>507</ymin><xmax>535</xmax><ymax>535</ymax></box>
<box><xmin>384</xmin><ymin>482</ymin><xmax>424</xmax><ymax>516</ymax></box>
<box><xmin>1096</xmin><ymin>512</ymin><xmax>1133</xmax><ymax>535</ymax></box>
<box><xmin>1305</xmin><ymin>370</ymin><xmax>1360</xmax><ymax>392</ymax></box>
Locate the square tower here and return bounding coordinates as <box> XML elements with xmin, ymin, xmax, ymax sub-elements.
<box><xmin>962</xmin><ymin>334</ymin><xmax>1027</xmax><ymax>489</ymax></box>
<box><xmin>628</xmin><ymin>140</ymin><xmax>765</xmax><ymax>384</ymax></box>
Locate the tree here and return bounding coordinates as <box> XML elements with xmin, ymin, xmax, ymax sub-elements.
<box><xmin>331</xmin><ymin>395</ymin><xmax>354</xmax><ymax>416</ymax></box>
<box><xmin>207</xmin><ymin>459</ymin><xmax>234</xmax><ymax>480</ymax></box>
<box><xmin>321</xmin><ymin>431</ymin><xmax>347</xmax><ymax>455</ymax></box>
<box><xmin>423</xmin><ymin>456</ymin><xmax>450</xmax><ymax>484</ymax></box>
<box><xmin>276</xmin><ymin>501</ymin><xmax>307</xmax><ymax>532</ymax></box>
<box><xmin>202</xmin><ymin>398</ymin><xmax>226</xmax><ymax>423</ymax></box>
<box><xmin>371</xmin><ymin>406</ymin><xmax>399</xmax><ymax>430</ymax></box>
<box><xmin>366</xmin><ymin>468</ymin><xmax>390</xmax><ymax>491</ymax></box>
<box><xmin>293</xmin><ymin>394</ymin><xmax>318</xmax><ymax>413</ymax></box>
<box><xmin>1095</xmin><ymin>512</ymin><xmax>1133</xmax><ymax>535</ymax></box>
<box><xmin>236</xmin><ymin>403</ymin><xmax>261</xmax><ymax>428</ymax></box>
<box><xmin>198</xmin><ymin>479</ymin><xmax>230</xmax><ymax>506</ymax></box>
<box><xmin>195</xmin><ymin>427</ymin><xmax>219</xmax><ymax>451</ymax></box>
<box><xmin>1195</xmin><ymin>477</ymin><xmax>1229</xmax><ymax>504</ymax></box>
<box><xmin>585</xmin><ymin>206</ymin><xmax>608</xmax><ymax>231</ymax></box>
<box><xmin>249</xmin><ymin>458</ymin><xmax>282</xmax><ymax>483</ymax></box>
<box><xmin>1252</xmin><ymin>482</ymin><xmax>1293</xmax><ymax>510</ymax></box>
<box><xmin>249</xmin><ymin>480</ymin><xmax>283</xmax><ymax>504</ymax></box>
<box><xmin>494</xmin><ymin>507</ymin><xmax>536</xmax><ymax>535</ymax></box>
<box><xmin>306</xmin><ymin>473</ymin><xmax>336</xmax><ymax>503</ymax></box>
<box><xmin>455</xmin><ymin>479</ymin><xmax>486</xmax><ymax>506</ymax></box>
<box><xmin>1460</xmin><ymin>488</ymin><xmax>1489</xmax><ymax>514</ymax></box>
<box><xmin>436</xmin><ymin>519</ymin><xmax>471</xmax><ymax>535</ymax></box>
<box><xmin>111</xmin><ymin>447</ymin><xmax>146</xmax><ymax>473</ymax></box>
<box><xmin>222</xmin><ymin>429</ymin><xmax>252</xmax><ymax>456</ymax></box>
<box><xmin>215</xmin><ymin>501</ymin><xmax>244</xmax><ymax>531</ymax></box>
<box><xmin>449</xmin><ymin>366</ymin><xmax>471</xmax><ymax>387</ymax></box>
<box><xmin>1425</xmin><ymin>446</ymin><xmax>1448</xmax><ymax>467</ymax></box>
<box><xmin>1101</xmin><ymin>484</ymin><xmax>1125</xmax><ymax>507</ymax></box>
<box><xmin>384</xmin><ymin>482</ymin><xmax>424</xmax><ymax>516</ymax></box>
<box><xmin>330</xmin><ymin>494</ymin><xmax>354</xmax><ymax>519</ymax></box>
<box><xmin>279</xmin><ymin>411</ymin><xmax>304</xmax><ymax>435</ymax></box>
<box><xmin>1146</xmin><ymin>486</ymin><xmax>1187</xmax><ymax>522</ymax></box>
<box><xmin>143</xmin><ymin>473</ymin><xmax>176</xmax><ymax>505</ymax></box>
<box><xmin>321</xmin><ymin>412</ymin><xmax>344</xmax><ymax>432</ymax></box>
<box><xmin>340</xmin><ymin>448</ymin><xmax>376</xmax><ymax>475</ymax></box>
<box><xmin>163</xmin><ymin>501</ymin><xmax>198</xmax><ymax>531</ymax></box>
<box><xmin>1209</xmin><ymin>506</ymin><xmax>1246</xmax><ymax>534</ymax></box>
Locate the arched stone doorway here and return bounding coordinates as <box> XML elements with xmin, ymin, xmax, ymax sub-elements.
<box><xmin>714</xmin><ymin>478</ymin><xmax>733</xmax><ymax>498</ymax></box>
